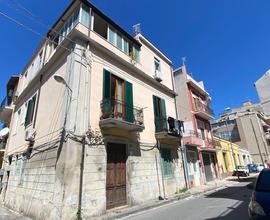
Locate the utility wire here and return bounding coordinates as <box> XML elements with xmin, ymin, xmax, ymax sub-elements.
<box><xmin>0</xmin><ymin>10</ymin><xmax>88</xmax><ymax>62</ymax></box>
<box><xmin>6</xmin><ymin>0</ymin><xmax>78</xmax><ymax>45</ymax></box>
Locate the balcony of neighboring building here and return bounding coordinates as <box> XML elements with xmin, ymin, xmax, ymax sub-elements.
<box><xmin>155</xmin><ymin>117</ymin><xmax>184</xmax><ymax>141</ymax></box>
<box><xmin>182</xmin><ymin>130</ymin><xmax>204</xmax><ymax>146</ymax></box>
<box><xmin>193</xmin><ymin>99</ymin><xmax>214</xmax><ymax>120</ymax></box>
<box><xmin>99</xmin><ymin>98</ymin><xmax>144</xmax><ymax>132</ymax></box>
<box><xmin>0</xmin><ymin>76</ymin><xmax>19</xmax><ymax>123</ymax></box>
<box><xmin>0</xmin><ymin>97</ymin><xmax>13</xmax><ymax>123</ymax></box>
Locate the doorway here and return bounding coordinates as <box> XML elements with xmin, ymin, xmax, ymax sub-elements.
<box><xmin>106</xmin><ymin>143</ymin><xmax>127</xmax><ymax>209</ymax></box>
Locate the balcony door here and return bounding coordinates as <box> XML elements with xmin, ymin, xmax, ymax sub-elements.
<box><xmin>103</xmin><ymin>69</ymin><xmax>134</xmax><ymax>123</ymax></box>
<box><xmin>111</xmin><ymin>75</ymin><xmax>125</xmax><ymax>119</ymax></box>
<box><xmin>153</xmin><ymin>95</ymin><xmax>167</xmax><ymax>132</ymax></box>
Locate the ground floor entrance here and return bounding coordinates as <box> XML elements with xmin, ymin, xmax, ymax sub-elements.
<box><xmin>106</xmin><ymin>143</ymin><xmax>127</xmax><ymax>209</ymax></box>
<box><xmin>186</xmin><ymin>146</ymin><xmax>201</xmax><ymax>187</ymax></box>
<box><xmin>202</xmin><ymin>152</ymin><xmax>218</xmax><ymax>182</ymax></box>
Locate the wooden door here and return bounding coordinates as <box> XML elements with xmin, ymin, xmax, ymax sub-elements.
<box><xmin>106</xmin><ymin>143</ymin><xmax>127</xmax><ymax>209</ymax></box>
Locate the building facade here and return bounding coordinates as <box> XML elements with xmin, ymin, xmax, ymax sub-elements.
<box><xmin>214</xmin><ymin>136</ymin><xmax>251</xmax><ymax>178</ymax></box>
<box><xmin>174</xmin><ymin>65</ymin><xmax>218</xmax><ymax>187</ymax></box>
<box><xmin>212</xmin><ymin>101</ymin><xmax>270</xmax><ymax>164</ymax></box>
<box><xmin>255</xmin><ymin>70</ymin><xmax>270</xmax><ymax>116</ymax></box>
<box><xmin>0</xmin><ymin>1</ymin><xmax>186</xmax><ymax>219</ymax></box>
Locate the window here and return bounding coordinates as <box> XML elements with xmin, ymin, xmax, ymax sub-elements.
<box><xmin>153</xmin><ymin>95</ymin><xmax>167</xmax><ymax>132</ymax></box>
<box><xmin>132</xmin><ymin>45</ymin><xmax>140</xmax><ymax>63</ymax></box>
<box><xmin>108</xmin><ymin>26</ymin><xmax>116</xmax><ymax>45</ymax></box>
<box><xmin>58</xmin><ymin>6</ymin><xmax>80</xmax><ymax>44</ymax></box>
<box><xmin>161</xmin><ymin>148</ymin><xmax>173</xmax><ymax>177</ymax></box>
<box><xmin>154</xmin><ymin>58</ymin><xmax>161</xmax><ymax>72</ymax></box>
<box><xmin>25</xmin><ymin>95</ymin><xmax>37</xmax><ymax>127</ymax></box>
<box><xmin>116</xmin><ymin>32</ymin><xmax>123</xmax><ymax>50</ymax></box>
<box><xmin>80</xmin><ymin>4</ymin><xmax>90</xmax><ymax>27</ymax></box>
<box><xmin>102</xmin><ymin>69</ymin><xmax>134</xmax><ymax>123</ymax></box>
<box><xmin>200</xmin><ymin>128</ymin><xmax>205</xmax><ymax>140</ymax></box>
<box><xmin>123</xmin><ymin>38</ymin><xmax>129</xmax><ymax>54</ymax></box>
<box><xmin>93</xmin><ymin>13</ymin><xmax>108</xmax><ymax>39</ymax></box>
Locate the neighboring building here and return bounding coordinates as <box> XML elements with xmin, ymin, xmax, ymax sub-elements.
<box><xmin>255</xmin><ymin>70</ymin><xmax>270</xmax><ymax>116</ymax></box>
<box><xmin>214</xmin><ymin>136</ymin><xmax>248</xmax><ymax>178</ymax></box>
<box><xmin>0</xmin><ymin>1</ymin><xmax>186</xmax><ymax>219</ymax></box>
<box><xmin>0</xmin><ymin>76</ymin><xmax>19</xmax><ymax>185</ymax></box>
<box><xmin>212</xmin><ymin>101</ymin><xmax>270</xmax><ymax>164</ymax></box>
<box><xmin>174</xmin><ymin>65</ymin><xmax>218</xmax><ymax>187</ymax></box>
<box><xmin>239</xmin><ymin>148</ymin><xmax>252</xmax><ymax>166</ymax></box>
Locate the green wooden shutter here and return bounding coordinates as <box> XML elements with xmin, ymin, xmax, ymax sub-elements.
<box><xmin>30</xmin><ymin>95</ymin><xmax>36</xmax><ymax>123</ymax></box>
<box><xmin>160</xmin><ymin>98</ymin><xmax>168</xmax><ymax>130</ymax></box>
<box><xmin>153</xmin><ymin>95</ymin><xmax>160</xmax><ymax>132</ymax></box>
<box><xmin>124</xmin><ymin>81</ymin><xmax>134</xmax><ymax>123</ymax></box>
<box><xmin>161</xmin><ymin>148</ymin><xmax>173</xmax><ymax>177</ymax></box>
<box><xmin>102</xmin><ymin>69</ymin><xmax>112</xmax><ymax>114</ymax></box>
<box><xmin>25</xmin><ymin>99</ymin><xmax>33</xmax><ymax>127</ymax></box>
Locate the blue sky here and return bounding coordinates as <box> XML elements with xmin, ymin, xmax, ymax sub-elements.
<box><xmin>0</xmin><ymin>0</ymin><xmax>269</xmax><ymax>116</ymax></box>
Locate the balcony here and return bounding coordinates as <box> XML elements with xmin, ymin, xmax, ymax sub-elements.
<box><xmin>99</xmin><ymin>99</ymin><xmax>144</xmax><ymax>132</ymax></box>
<box><xmin>183</xmin><ymin>130</ymin><xmax>204</xmax><ymax>146</ymax></box>
<box><xmin>0</xmin><ymin>97</ymin><xmax>13</xmax><ymax>123</ymax></box>
<box><xmin>193</xmin><ymin>99</ymin><xmax>214</xmax><ymax>120</ymax></box>
<box><xmin>155</xmin><ymin>117</ymin><xmax>184</xmax><ymax>141</ymax></box>
<box><xmin>204</xmin><ymin>138</ymin><xmax>216</xmax><ymax>150</ymax></box>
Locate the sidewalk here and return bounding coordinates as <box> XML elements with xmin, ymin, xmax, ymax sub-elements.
<box><xmin>98</xmin><ymin>175</ymin><xmax>251</xmax><ymax>220</ymax></box>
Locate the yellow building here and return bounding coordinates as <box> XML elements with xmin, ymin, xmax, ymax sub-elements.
<box><xmin>214</xmin><ymin>137</ymin><xmax>243</xmax><ymax>177</ymax></box>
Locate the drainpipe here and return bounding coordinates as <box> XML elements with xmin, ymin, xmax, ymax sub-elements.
<box><xmin>249</xmin><ymin>115</ymin><xmax>265</xmax><ymax>165</ymax></box>
<box><xmin>77</xmin><ymin>135</ymin><xmax>86</xmax><ymax>220</ymax></box>
<box><xmin>170</xmin><ymin>67</ymin><xmax>189</xmax><ymax>189</ymax></box>
<box><xmin>157</xmin><ymin>140</ymin><xmax>166</xmax><ymax>199</ymax></box>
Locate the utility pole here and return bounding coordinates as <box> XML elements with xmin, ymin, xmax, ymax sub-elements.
<box><xmin>249</xmin><ymin>116</ymin><xmax>265</xmax><ymax>165</ymax></box>
<box><xmin>224</xmin><ymin>118</ymin><xmax>237</xmax><ymax>169</ymax></box>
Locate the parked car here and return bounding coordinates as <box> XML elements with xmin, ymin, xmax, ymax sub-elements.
<box><xmin>232</xmin><ymin>165</ymin><xmax>250</xmax><ymax>177</ymax></box>
<box><xmin>248</xmin><ymin>168</ymin><xmax>270</xmax><ymax>219</ymax></box>
<box><xmin>256</xmin><ymin>164</ymin><xmax>265</xmax><ymax>172</ymax></box>
<box><xmin>248</xmin><ymin>164</ymin><xmax>259</xmax><ymax>173</ymax></box>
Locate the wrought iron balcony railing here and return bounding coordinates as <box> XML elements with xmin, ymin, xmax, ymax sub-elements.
<box><xmin>0</xmin><ymin>97</ymin><xmax>8</xmax><ymax>111</ymax></box>
<box><xmin>155</xmin><ymin>117</ymin><xmax>184</xmax><ymax>137</ymax></box>
<box><xmin>100</xmin><ymin>98</ymin><xmax>144</xmax><ymax>126</ymax></box>
<box><xmin>194</xmin><ymin>99</ymin><xmax>214</xmax><ymax>117</ymax></box>
<box><xmin>184</xmin><ymin>130</ymin><xmax>202</xmax><ymax>139</ymax></box>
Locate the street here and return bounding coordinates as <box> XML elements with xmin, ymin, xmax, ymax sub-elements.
<box><xmin>119</xmin><ymin>176</ymin><xmax>256</xmax><ymax>220</ymax></box>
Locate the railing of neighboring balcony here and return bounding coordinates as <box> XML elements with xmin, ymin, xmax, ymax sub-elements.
<box><xmin>155</xmin><ymin>117</ymin><xmax>184</xmax><ymax>137</ymax></box>
<box><xmin>194</xmin><ymin>99</ymin><xmax>214</xmax><ymax>117</ymax></box>
<box><xmin>100</xmin><ymin>98</ymin><xmax>144</xmax><ymax>126</ymax></box>
<box><xmin>184</xmin><ymin>130</ymin><xmax>203</xmax><ymax>139</ymax></box>
<box><xmin>0</xmin><ymin>97</ymin><xmax>9</xmax><ymax>111</ymax></box>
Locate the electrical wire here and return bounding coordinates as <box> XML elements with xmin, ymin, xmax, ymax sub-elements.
<box><xmin>0</xmin><ymin>10</ymin><xmax>88</xmax><ymax>63</ymax></box>
<box><xmin>5</xmin><ymin>0</ymin><xmax>78</xmax><ymax>45</ymax></box>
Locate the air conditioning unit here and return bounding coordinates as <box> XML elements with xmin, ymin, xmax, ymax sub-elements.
<box><xmin>154</xmin><ymin>70</ymin><xmax>163</xmax><ymax>82</ymax></box>
<box><xmin>25</xmin><ymin>128</ymin><xmax>36</xmax><ymax>142</ymax></box>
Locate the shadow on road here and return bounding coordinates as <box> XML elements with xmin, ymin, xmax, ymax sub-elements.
<box><xmin>204</xmin><ymin>176</ymin><xmax>257</xmax><ymax>220</ymax></box>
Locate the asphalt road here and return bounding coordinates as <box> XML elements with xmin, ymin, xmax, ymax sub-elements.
<box><xmin>120</xmin><ymin>176</ymin><xmax>256</xmax><ymax>220</ymax></box>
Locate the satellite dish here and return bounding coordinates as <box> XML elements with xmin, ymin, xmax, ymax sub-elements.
<box><xmin>0</xmin><ymin>127</ymin><xmax>9</xmax><ymax>138</ymax></box>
